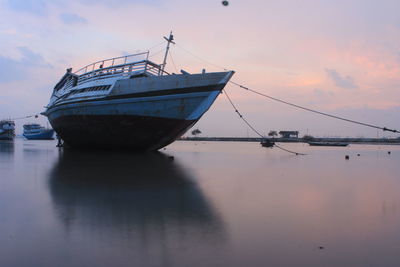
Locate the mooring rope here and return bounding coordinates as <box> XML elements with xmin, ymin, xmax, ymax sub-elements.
<box><xmin>11</xmin><ymin>114</ymin><xmax>39</xmax><ymax>120</ymax></box>
<box><xmin>175</xmin><ymin>43</ymin><xmax>228</xmax><ymax>71</ymax></box>
<box><xmin>148</xmin><ymin>41</ymin><xmax>166</xmax><ymax>51</ymax></box>
<box><xmin>175</xmin><ymin>43</ymin><xmax>400</xmax><ymax>134</ymax></box>
<box><xmin>229</xmin><ymin>81</ymin><xmax>400</xmax><ymax>134</ymax></box>
<box><xmin>223</xmin><ymin>89</ymin><xmax>265</xmax><ymax>137</ymax></box>
<box><xmin>224</xmin><ymin>90</ymin><xmax>306</xmax><ymax>155</ymax></box>
<box><xmin>149</xmin><ymin>47</ymin><xmax>166</xmax><ymax>59</ymax></box>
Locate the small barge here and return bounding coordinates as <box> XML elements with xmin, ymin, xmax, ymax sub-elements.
<box><xmin>308</xmin><ymin>142</ymin><xmax>349</xmax><ymax>147</ymax></box>
<box><xmin>261</xmin><ymin>139</ymin><xmax>275</xmax><ymax>148</ymax></box>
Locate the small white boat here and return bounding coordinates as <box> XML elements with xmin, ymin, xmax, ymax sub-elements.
<box><xmin>0</xmin><ymin>120</ymin><xmax>15</xmax><ymax>140</ymax></box>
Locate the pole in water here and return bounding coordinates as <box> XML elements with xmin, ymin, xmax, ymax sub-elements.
<box><xmin>56</xmin><ymin>134</ymin><xmax>64</xmax><ymax>147</ymax></box>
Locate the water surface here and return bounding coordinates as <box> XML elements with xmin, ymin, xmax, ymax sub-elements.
<box><xmin>1</xmin><ymin>139</ymin><xmax>399</xmax><ymax>266</ymax></box>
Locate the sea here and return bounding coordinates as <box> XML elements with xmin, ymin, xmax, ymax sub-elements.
<box><xmin>1</xmin><ymin>139</ymin><xmax>399</xmax><ymax>267</ymax></box>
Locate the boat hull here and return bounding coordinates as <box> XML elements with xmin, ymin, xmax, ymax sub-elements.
<box><xmin>44</xmin><ymin>70</ymin><xmax>234</xmax><ymax>151</ymax></box>
<box><xmin>51</xmin><ymin>114</ymin><xmax>195</xmax><ymax>150</ymax></box>
<box><xmin>24</xmin><ymin>129</ymin><xmax>55</xmax><ymax>140</ymax></box>
<box><xmin>0</xmin><ymin>132</ymin><xmax>14</xmax><ymax>140</ymax></box>
<box><xmin>46</xmin><ymin>90</ymin><xmax>221</xmax><ymax>151</ymax></box>
<box><xmin>0</xmin><ymin>135</ymin><xmax>14</xmax><ymax>141</ymax></box>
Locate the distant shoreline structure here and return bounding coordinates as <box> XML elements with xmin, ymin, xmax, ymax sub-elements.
<box><xmin>179</xmin><ymin>136</ymin><xmax>400</xmax><ymax>145</ymax></box>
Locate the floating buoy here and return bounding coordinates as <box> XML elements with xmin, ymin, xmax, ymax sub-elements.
<box><xmin>388</xmin><ymin>151</ymin><xmax>391</xmax><ymax>155</ymax></box>
<box><xmin>357</xmin><ymin>154</ymin><xmax>360</xmax><ymax>156</ymax></box>
<box><xmin>345</xmin><ymin>155</ymin><xmax>350</xmax><ymax>160</ymax></box>
<box><xmin>222</xmin><ymin>0</ymin><xmax>229</xmax><ymax>6</ymax></box>
<box><xmin>319</xmin><ymin>246</ymin><xmax>324</xmax><ymax>250</ymax></box>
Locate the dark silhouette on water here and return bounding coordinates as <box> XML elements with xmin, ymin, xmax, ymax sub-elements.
<box><xmin>0</xmin><ymin>140</ymin><xmax>14</xmax><ymax>155</ymax></box>
<box><xmin>47</xmin><ymin>149</ymin><xmax>226</xmax><ymax>265</ymax></box>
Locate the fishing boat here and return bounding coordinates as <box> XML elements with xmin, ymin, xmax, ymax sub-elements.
<box><xmin>42</xmin><ymin>33</ymin><xmax>234</xmax><ymax>150</ymax></box>
<box><xmin>0</xmin><ymin>120</ymin><xmax>15</xmax><ymax>140</ymax></box>
<box><xmin>23</xmin><ymin>123</ymin><xmax>54</xmax><ymax>140</ymax></box>
<box><xmin>260</xmin><ymin>139</ymin><xmax>275</xmax><ymax>148</ymax></box>
<box><xmin>308</xmin><ymin>141</ymin><xmax>349</xmax><ymax>147</ymax></box>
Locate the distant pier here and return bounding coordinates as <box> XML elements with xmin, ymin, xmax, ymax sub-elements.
<box><xmin>180</xmin><ymin>137</ymin><xmax>400</xmax><ymax>145</ymax></box>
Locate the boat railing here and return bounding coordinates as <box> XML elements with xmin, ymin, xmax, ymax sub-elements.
<box><xmin>74</xmin><ymin>51</ymin><xmax>169</xmax><ymax>85</ymax></box>
<box><xmin>0</xmin><ymin>120</ymin><xmax>15</xmax><ymax>124</ymax></box>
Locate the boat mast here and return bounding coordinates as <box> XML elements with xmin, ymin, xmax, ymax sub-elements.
<box><xmin>159</xmin><ymin>31</ymin><xmax>175</xmax><ymax>75</ymax></box>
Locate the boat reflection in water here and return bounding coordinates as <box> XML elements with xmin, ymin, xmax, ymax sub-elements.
<box><xmin>0</xmin><ymin>141</ymin><xmax>14</xmax><ymax>157</ymax></box>
<box><xmin>47</xmin><ymin>149</ymin><xmax>225</xmax><ymax>266</ymax></box>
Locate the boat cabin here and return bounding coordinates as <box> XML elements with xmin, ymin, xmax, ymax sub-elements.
<box><xmin>279</xmin><ymin>131</ymin><xmax>299</xmax><ymax>138</ymax></box>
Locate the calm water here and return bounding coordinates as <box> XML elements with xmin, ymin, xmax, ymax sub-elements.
<box><xmin>1</xmin><ymin>139</ymin><xmax>400</xmax><ymax>267</ymax></box>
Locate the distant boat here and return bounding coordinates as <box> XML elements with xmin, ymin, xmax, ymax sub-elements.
<box><xmin>42</xmin><ymin>33</ymin><xmax>234</xmax><ymax>151</ymax></box>
<box><xmin>308</xmin><ymin>141</ymin><xmax>349</xmax><ymax>147</ymax></box>
<box><xmin>0</xmin><ymin>120</ymin><xmax>15</xmax><ymax>140</ymax></box>
<box><xmin>261</xmin><ymin>139</ymin><xmax>275</xmax><ymax>148</ymax></box>
<box><xmin>23</xmin><ymin>124</ymin><xmax>54</xmax><ymax>140</ymax></box>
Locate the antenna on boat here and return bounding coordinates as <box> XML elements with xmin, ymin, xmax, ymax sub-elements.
<box><xmin>160</xmin><ymin>31</ymin><xmax>175</xmax><ymax>75</ymax></box>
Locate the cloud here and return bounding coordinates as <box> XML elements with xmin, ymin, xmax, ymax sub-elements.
<box><xmin>18</xmin><ymin>47</ymin><xmax>50</xmax><ymax>66</ymax></box>
<box><xmin>59</xmin><ymin>13</ymin><xmax>88</xmax><ymax>25</ymax></box>
<box><xmin>0</xmin><ymin>47</ymin><xmax>51</xmax><ymax>83</ymax></box>
<box><xmin>79</xmin><ymin>0</ymin><xmax>160</xmax><ymax>7</ymax></box>
<box><xmin>5</xmin><ymin>0</ymin><xmax>48</xmax><ymax>16</ymax></box>
<box><xmin>313</xmin><ymin>88</ymin><xmax>334</xmax><ymax>98</ymax></box>
<box><xmin>325</xmin><ymin>69</ymin><xmax>358</xmax><ymax>89</ymax></box>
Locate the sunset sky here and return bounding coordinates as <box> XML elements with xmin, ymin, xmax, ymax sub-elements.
<box><xmin>1</xmin><ymin>0</ymin><xmax>399</xmax><ymax>137</ymax></box>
